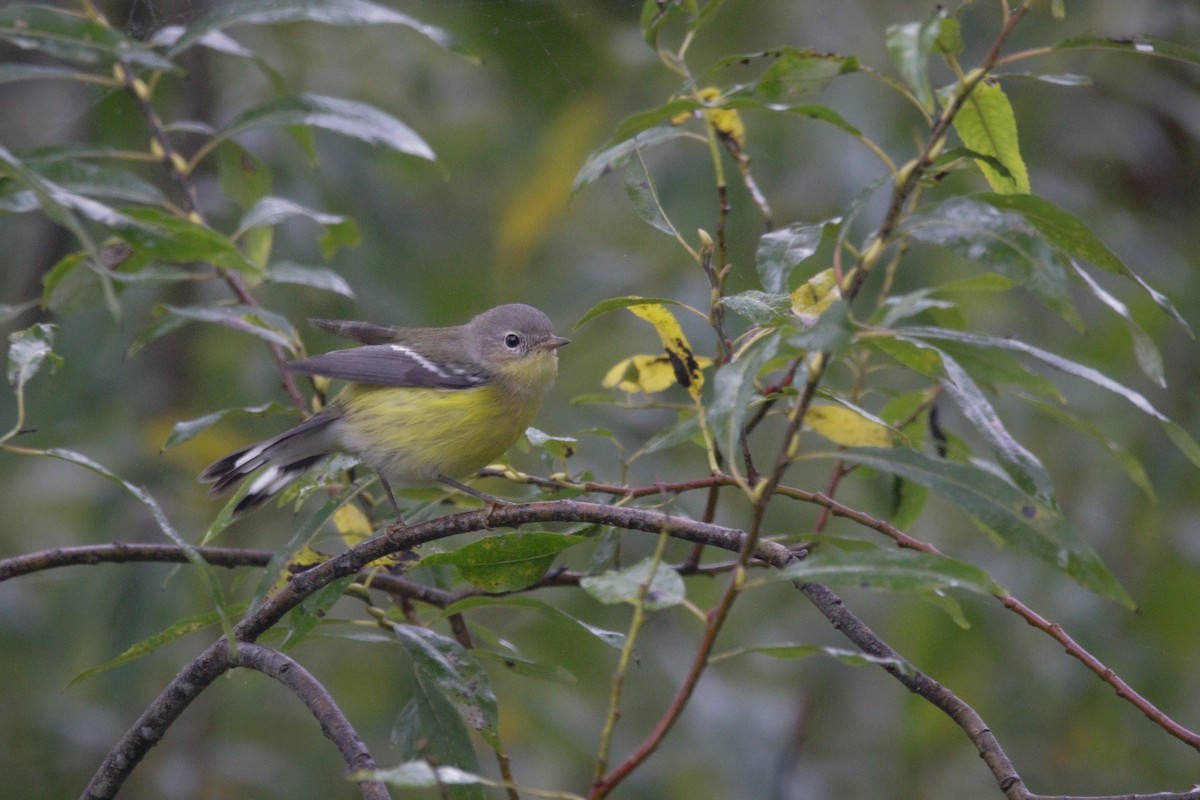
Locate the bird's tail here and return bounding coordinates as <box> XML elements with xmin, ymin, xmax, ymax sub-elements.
<box><xmin>200</xmin><ymin>411</ymin><xmax>342</xmax><ymax>515</ymax></box>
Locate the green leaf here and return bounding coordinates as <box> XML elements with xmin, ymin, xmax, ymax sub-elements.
<box><xmin>217</xmin><ymin>141</ymin><xmax>274</xmax><ymax>210</ymax></box>
<box><xmin>973</xmin><ymin>192</ymin><xmax>1190</xmax><ymax>334</ymax></box>
<box><xmin>580</xmin><ymin>557</ymin><xmax>685</xmax><ymax>611</ymax></box>
<box><xmin>608</xmin><ymin>98</ymin><xmax>707</xmax><ymax>145</ymax></box>
<box><xmin>1071</xmin><ymin>264</ymin><xmax>1164</xmax><ymax>387</ymax></box>
<box><xmin>441</xmin><ymin>595</ymin><xmax>624</xmax><ymax>649</ymax></box>
<box><xmin>393</xmin><ymin>685</ymin><xmax>485</xmax><ymax>800</ymax></box>
<box><xmin>1023</xmin><ymin>395</ymin><xmax>1156</xmax><ymax>502</ymax></box>
<box><xmin>117</xmin><ymin>207</ymin><xmax>258</xmax><ymax>271</ymax></box>
<box><xmin>234</xmin><ymin>196</ymin><xmax>361</xmax><ymax>262</ymax></box>
<box><xmin>780</xmin><ymin>537</ymin><xmax>1005</xmax><ymax>596</ymax></box>
<box><xmin>214</xmin><ymin>94</ymin><xmax>436</xmax><ymax>161</ymax></box>
<box><xmin>0</xmin><ymin>63</ymin><xmax>107</xmax><ymax>85</ymax></box>
<box><xmin>69</xmin><ymin>602</ymin><xmax>251</xmax><ymax>686</ymax></box>
<box><xmin>1052</xmin><ymin>35</ymin><xmax>1200</xmax><ymax>69</ymax></box>
<box><xmin>0</xmin><ymin>158</ymin><xmax>167</xmax><ymax>212</ymax></box>
<box><xmin>166</xmin><ymin>0</ymin><xmax>463</xmax><ymax>57</ymax></box>
<box><xmin>355</xmin><ymin>761</ymin><xmax>483</xmax><ymax>792</ymax></box>
<box><xmin>829</xmin><ymin>447</ymin><xmax>1133</xmax><ymax>608</ymax></box>
<box><xmin>162</xmin><ymin>402</ymin><xmax>285</xmax><ymax>450</ymax></box>
<box><xmin>573</xmin><ymin>295</ymin><xmax>682</xmax><ymax>330</ymax></box>
<box><xmin>128</xmin><ymin>304</ymin><xmax>298</xmax><ymax>358</ymax></box>
<box><xmin>0</xmin><ymin>146</ymin><xmax>115</xmax><ymax>314</ymax></box>
<box><xmin>709</xmin><ymin>330</ymin><xmax>781</xmax><ymax>469</ymax></box>
<box><xmin>710</xmin><ymin>642</ymin><xmax>904</xmax><ymax>669</ymax></box>
<box><xmin>755</xmin><ymin>219</ymin><xmax>837</xmax><ymax>293</ymax></box>
<box><xmin>750</xmin><ymin>49</ymin><xmax>860</xmax><ymax>104</ymax></box>
<box><xmin>903</xmin><ymin>197</ymin><xmax>1081</xmax><ymax>328</ymax></box>
<box><xmin>886</xmin><ymin>9</ymin><xmax>951</xmax><ymax>111</ymax></box>
<box><xmin>940</xmin><ymin>80</ymin><xmax>1030</xmax><ymax>194</ymax></box>
<box><xmin>632</xmin><ymin>412</ymin><xmax>703</xmax><ymax>460</ymax></box>
<box><xmin>721</xmin><ymin>290</ymin><xmax>792</xmax><ymax>324</ymax></box>
<box><xmin>38</xmin><ymin>448</ymin><xmax>238</xmax><ymax>639</ymax></box>
<box><xmin>901</xmin><ymin>339</ymin><xmax>1056</xmax><ymax>505</ymax></box>
<box><xmin>623</xmin><ymin>154</ymin><xmax>675</xmax><ymax>236</ymax></box>
<box><xmin>573</xmin><ymin>126</ymin><xmax>694</xmax><ymax>194</ymax></box>
<box><xmin>525</xmin><ymin>427</ymin><xmax>578</xmax><ymax>460</ymax></box>
<box><xmin>7</xmin><ymin>323</ymin><xmax>60</xmax><ymax>389</ymax></box>
<box><xmin>282</xmin><ymin>575</ymin><xmax>356</xmax><ymax>650</ymax></box>
<box><xmin>471</xmin><ymin>648</ymin><xmax>576</xmax><ymax>685</ymax></box>
<box><xmin>264</xmin><ymin>262</ymin><xmax>355</xmax><ymax>298</ymax></box>
<box><xmin>418</xmin><ymin>532</ymin><xmax>583</xmax><ymax>592</ymax></box>
<box><xmin>0</xmin><ymin>5</ymin><xmax>178</xmax><ymax>71</ymax></box>
<box><xmin>899</xmin><ymin>325</ymin><xmax>1200</xmax><ymax>468</ymax></box>
<box><xmin>390</xmin><ymin>623</ymin><xmax>500</xmax><ymax>748</ymax></box>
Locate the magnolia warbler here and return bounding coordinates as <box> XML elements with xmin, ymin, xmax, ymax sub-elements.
<box><xmin>201</xmin><ymin>303</ymin><xmax>569</xmax><ymax>517</ymax></box>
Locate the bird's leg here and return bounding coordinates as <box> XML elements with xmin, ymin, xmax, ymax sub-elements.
<box><xmin>435</xmin><ymin>474</ymin><xmax>511</xmax><ymax>528</ymax></box>
<box><xmin>377</xmin><ymin>473</ymin><xmax>405</xmax><ymax>525</ymax></box>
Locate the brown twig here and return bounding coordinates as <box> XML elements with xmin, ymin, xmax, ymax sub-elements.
<box><xmin>234</xmin><ymin>644</ymin><xmax>391</xmax><ymax>800</ymax></box>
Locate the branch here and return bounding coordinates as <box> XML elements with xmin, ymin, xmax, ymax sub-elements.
<box><xmin>0</xmin><ymin>543</ymin><xmax>272</xmax><ymax>580</ymax></box>
<box><xmin>81</xmin><ymin>501</ymin><xmax>784</xmax><ymax>797</ymax></box>
<box><xmin>795</xmin><ymin>581</ymin><xmax>1028</xmax><ymax>799</ymax></box>
<box><xmin>234</xmin><ymin>644</ymin><xmax>391</xmax><ymax>800</ymax></box>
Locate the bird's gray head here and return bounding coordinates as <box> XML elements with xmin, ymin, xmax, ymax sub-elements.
<box><xmin>466</xmin><ymin>304</ymin><xmax>570</xmax><ymax>370</ymax></box>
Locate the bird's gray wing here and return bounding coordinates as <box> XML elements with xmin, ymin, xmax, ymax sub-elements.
<box><xmin>308</xmin><ymin>318</ymin><xmax>403</xmax><ymax>345</ymax></box>
<box><xmin>287</xmin><ymin>344</ymin><xmax>486</xmax><ymax>389</ymax></box>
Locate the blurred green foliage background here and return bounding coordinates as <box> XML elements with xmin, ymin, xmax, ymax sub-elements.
<box><xmin>1</xmin><ymin>1</ymin><xmax>1199</xmax><ymax>798</ymax></box>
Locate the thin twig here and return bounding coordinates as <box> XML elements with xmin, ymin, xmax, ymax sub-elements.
<box><xmin>234</xmin><ymin>644</ymin><xmax>391</xmax><ymax>800</ymax></box>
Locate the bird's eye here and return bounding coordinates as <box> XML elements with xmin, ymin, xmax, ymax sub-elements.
<box><xmin>504</xmin><ymin>332</ymin><xmax>522</xmax><ymax>350</ymax></box>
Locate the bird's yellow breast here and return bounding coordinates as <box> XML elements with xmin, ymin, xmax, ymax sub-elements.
<box><xmin>336</xmin><ymin>383</ymin><xmax>543</xmax><ymax>483</ymax></box>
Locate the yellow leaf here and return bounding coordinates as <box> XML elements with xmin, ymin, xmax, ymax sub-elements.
<box><xmin>804</xmin><ymin>405</ymin><xmax>895</xmax><ymax>447</ymax></box>
<box><xmin>602</xmin><ymin>353</ymin><xmax>712</xmax><ymax>394</ymax></box>
<box><xmin>333</xmin><ymin>502</ymin><xmax>373</xmax><ymax>548</ymax></box>
<box><xmin>949</xmin><ymin>80</ymin><xmax>1030</xmax><ymax>194</ymax></box>
<box><xmin>791</xmin><ymin>267</ymin><xmax>841</xmax><ymax>324</ymax></box>
<box><xmin>269</xmin><ymin>544</ymin><xmax>328</xmax><ymax>593</ymax></box>
<box><xmin>677</xmin><ymin>87</ymin><xmax>746</xmax><ymax>148</ymax></box>
<box><xmin>626</xmin><ymin>303</ymin><xmax>707</xmax><ymax>399</ymax></box>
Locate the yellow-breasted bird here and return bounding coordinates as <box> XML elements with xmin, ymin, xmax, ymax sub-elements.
<box><xmin>200</xmin><ymin>303</ymin><xmax>569</xmax><ymax>517</ymax></box>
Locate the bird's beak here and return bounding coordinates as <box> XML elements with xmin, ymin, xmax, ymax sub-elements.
<box><xmin>540</xmin><ymin>335</ymin><xmax>571</xmax><ymax>351</ymax></box>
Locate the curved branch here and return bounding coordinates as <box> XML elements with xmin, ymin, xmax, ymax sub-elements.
<box><xmin>82</xmin><ymin>500</ymin><xmax>773</xmax><ymax>797</ymax></box>
<box><xmin>81</xmin><ymin>639</ymin><xmax>232</xmax><ymax>800</ymax></box>
<box><xmin>234</xmin><ymin>644</ymin><xmax>391</xmax><ymax>800</ymax></box>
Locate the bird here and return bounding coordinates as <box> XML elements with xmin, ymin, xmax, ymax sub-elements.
<box><xmin>200</xmin><ymin>303</ymin><xmax>569</xmax><ymax>519</ymax></box>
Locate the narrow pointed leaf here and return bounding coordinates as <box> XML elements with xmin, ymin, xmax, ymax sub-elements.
<box><xmin>709</xmin><ymin>330</ymin><xmax>780</xmax><ymax>466</ymax></box>
<box><xmin>756</xmin><ymin>219</ymin><xmax>836</xmax><ymax>293</ymax></box>
<box><xmin>573</xmin><ymin>126</ymin><xmax>693</xmax><ymax>193</ymax></box>
<box><xmin>0</xmin><ymin>5</ymin><xmax>178</xmax><ymax>70</ymax></box>
<box><xmin>442</xmin><ymin>595</ymin><xmax>624</xmax><ymax>649</ymax></box>
<box><xmin>70</xmin><ymin>602</ymin><xmax>251</xmax><ymax>686</ymax></box>
<box><xmin>215</xmin><ymin>94</ymin><xmax>435</xmax><ymax>160</ymax></box>
<box><xmin>162</xmin><ymin>402</ymin><xmax>283</xmax><ymax>450</ymax></box>
<box><xmin>974</xmin><ymin>192</ymin><xmax>1190</xmax><ymax>334</ymax></box>
<box><xmin>901</xmin><ymin>339</ymin><xmax>1056</xmax><ymax>504</ymax></box>
<box><xmin>1071</xmin><ymin>264</ymin><xmax>1165</xmax><ymax>386</ymax></box>
<box><xmin>898</xmin><ymin>325</ymin><xmax>1200</xmax><ymax>468</ymax></box>
<box><xmin>418</xmin><ymin>532</ymin><xmax>583</xmax><ymax>592</ymax></box>
<box><xmin>390</xmin><ymin>623</ymin><xmax>500</xmax><ymax>748</ymax></box>
<box><xmin>776</xmin><ymin>537</ymin><xmax>1004</xmax><ymax>596</ymax></box>
<box><xmin>393</xmin><ymin>687</ymin><xmax>484</xmax><ymax>800</ymax></box>
<box><xmin>710</xmin><ymin>642</ymin><xmax>903</xmax><ymax>668</ymax></box>
<box><xmin>904</xmin><ymin>197</ymin><xmax>1081</xmax><ymax>328</ymax></box>
<box><xmin>829</xmin><ymin>447</ymin><xmax>1133</xmax><ymax>608</ymax></box>
<box><xmin>167</xmin><ymin>0</ymin><xmax>462</xmax><ymax>57</ymax></box>
<box><xmin>264</xmin><ymin>262</ymin><xmax>355</xmax><ymax>298</ymax></box>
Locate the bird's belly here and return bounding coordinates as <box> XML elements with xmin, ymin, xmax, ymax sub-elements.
<box><xmin>337</xmin><ymin>384</ymin><xmax>538</xmax><ymax>483</ymax></box>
